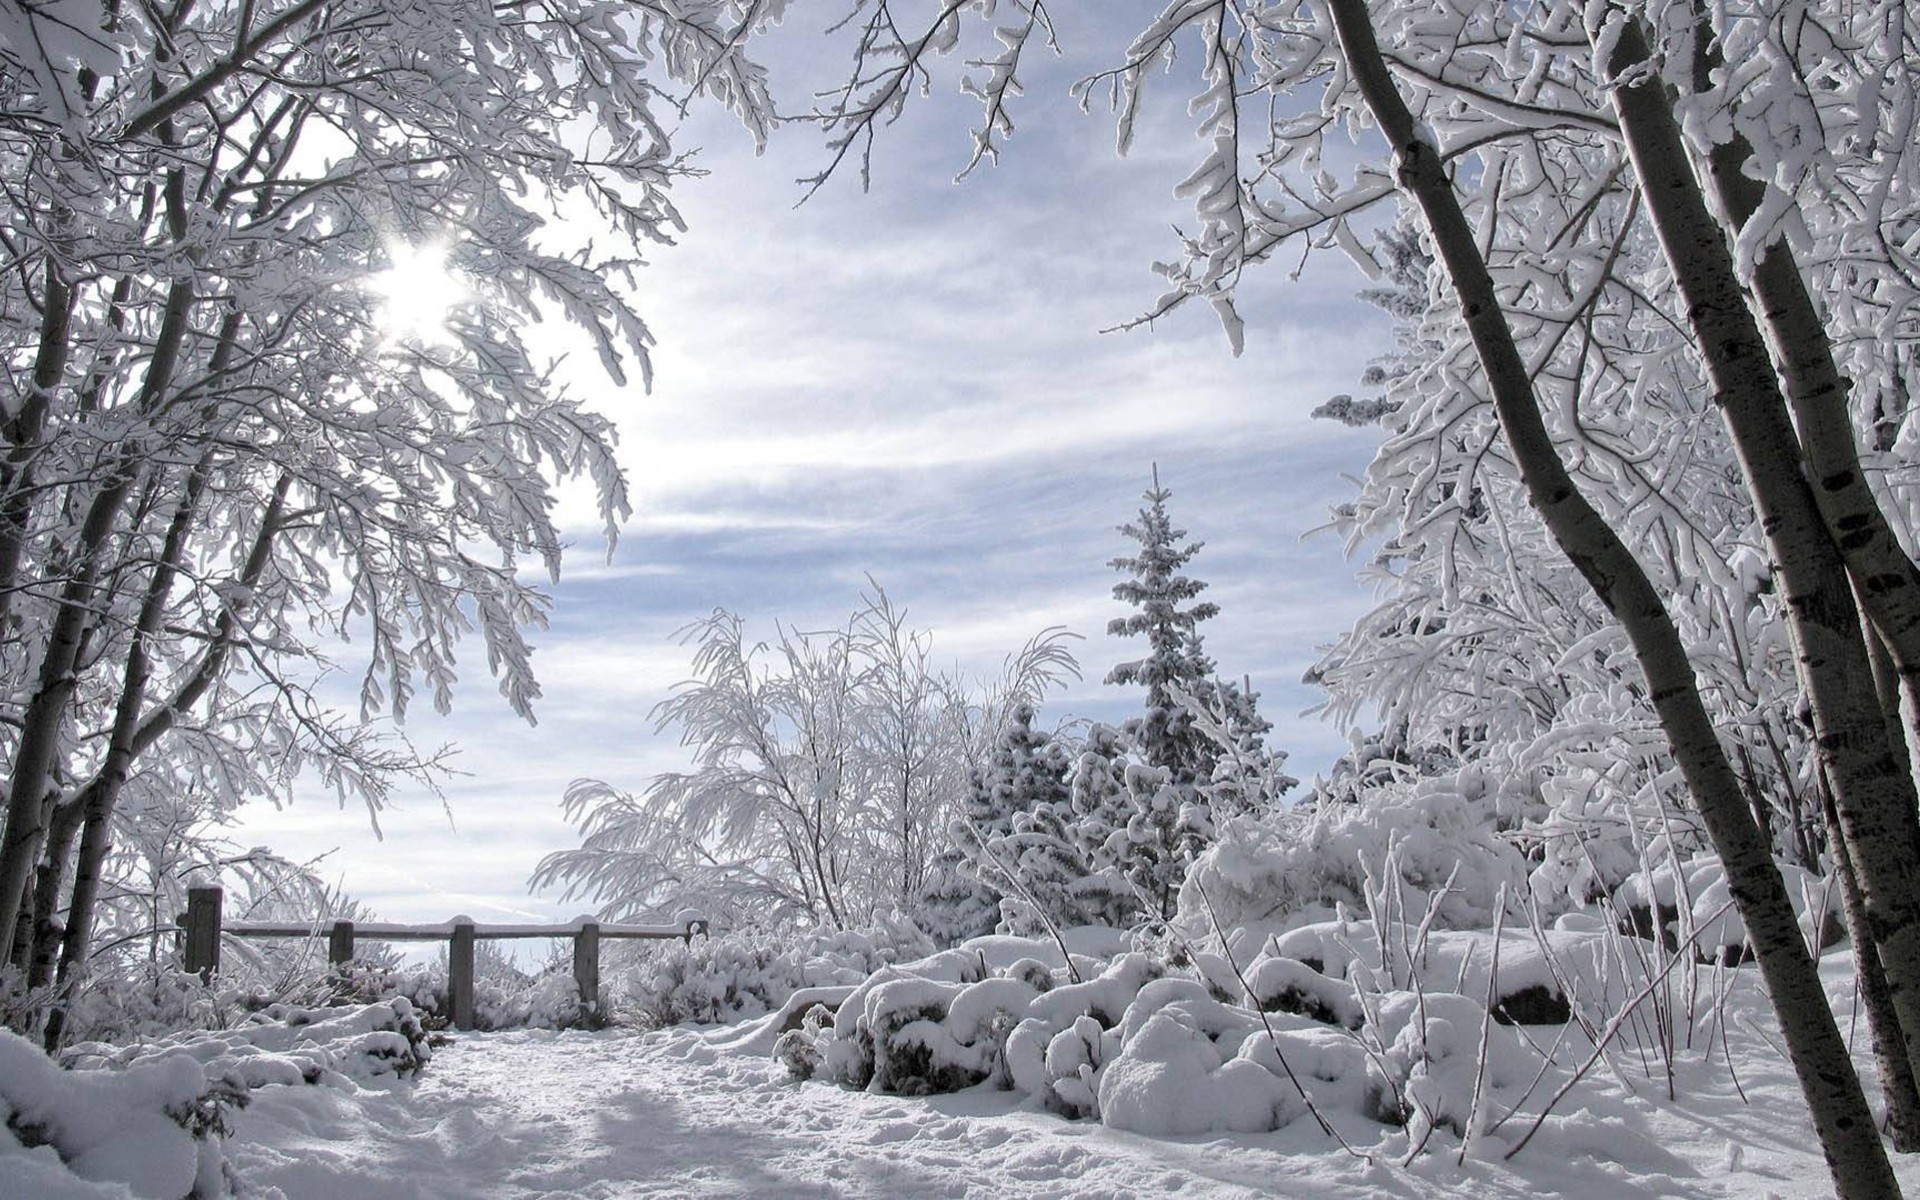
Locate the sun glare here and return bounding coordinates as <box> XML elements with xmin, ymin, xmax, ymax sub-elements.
<box><xmin>368</xmin><ymin>241</ymin><xmax>470</xmax><ymax>345</ymax></box>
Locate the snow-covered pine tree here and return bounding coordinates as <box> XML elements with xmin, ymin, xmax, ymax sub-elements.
<box><xmin>962</xmin><ymin>704</ymin><xmax>1067</xmax><ymax>846</ymax></box>
<box><xmin>1052</xmin><ymin>723</ymin><xmax>1138</xmax><ymax>928</ymax></box>
<box><xmin>912</xmin><ymin>848</ymin><xmax>999</xmax><ymax>947</ymax></box>
<box><xmin>1115</xmin><ymin>763</ymin><xmax>1212</xmax><ymax>922</ymax></box>
<box><xmin>921</xmin><ymin>703</ymin><xmax>1077</xmax><ymax>940</ymax></box>
<box><xmin>1104</xmin><ymin>470</ymin><xmax>1225</xmax><ymax>790</ymax></box>
<box><xmin>1099</xmin><ymin>472</ymin><xmax>1285</xmax><ymax>918</ymax></box>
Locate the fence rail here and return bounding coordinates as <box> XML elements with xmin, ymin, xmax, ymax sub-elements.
<box><xmin>177</xmin><ymin>886</ymin><xmax>708</xmax><ymax>1029</ymax></box>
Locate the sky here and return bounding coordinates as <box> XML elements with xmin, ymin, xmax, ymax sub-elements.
<box><xmin>230</xmin><ymin>6</ymin><xmax>1393</xmax><ymax>932</ymax></box>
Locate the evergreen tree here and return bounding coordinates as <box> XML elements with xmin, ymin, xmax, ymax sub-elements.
<box><xmin>1099</xmin><ymin>472</ymin><xmax>1290</xmax><ymax>921</ymax></box>
<box><xmin>1116</xmin><ymin>763</ymin><xmax>1211</xmax><ymax>922</ymax></box>
<box><xmin>1105</xmin><ymin>469</ymin><xmax>1224</xmax><ymax>789</ymax></box>
<box><xmin>1104</xmin><ymin>471</ymin><xmax>1283</xmax><ymax>802</ymax></box>
<box><xmin>1061</xmin><ymin>724</ymin><xmax>1140</xmax><ymax>927</ymax></box>
<box><xmin>926</xmin><ymin>703</ymin><xmax>1078</xmax><ymax>939</ymax></box>
<box><xmin>912</xmin><ymin>847</ymin><xmax>999</xmax><ymax>947</ymax></box>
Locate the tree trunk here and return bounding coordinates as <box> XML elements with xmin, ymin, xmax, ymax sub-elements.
<box><xmin>1826</xmin><ymin>778</ymin><xmax>1920</xmax><ymax>1151</ymax></box>
<box><xmin>0</xmin><ymin>254</ymin><xmax>77</xmax><ymax>636</ymax></box>
<box><xmin>23</xmin><ymin>799</ymin><xmax>84</xmax><ymax>992</ymax></box>
<box><xmin>1326</xmin><ymin>3</ymin><xmax>1897</xmax><ymax>1194</ymax></box>
<box><xmin>1686</xmin><ymin>26</ymin><xmax>1920</xmax><ymax>730</ymax></box>
<box><xmin>41</xmin><ymin>460</ymin><xmax>208</xmax><ymax>1051</ymax></box>
<box><xmin>1597</xmin><ymin>10</ymin><xmax>1920</xmax><ymax>1105</ymax></box>
<box><xmin>0</xmin><ymin>476</ymin><xmax>134</xmax><ymax>965</ymax></box>
<box><xmin>0</xmin><ymin>245</ymin><xmax>197</xmax><ymax>959</ymax></box>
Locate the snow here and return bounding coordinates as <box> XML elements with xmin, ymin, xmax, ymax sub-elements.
<box><xmin>0</xmin><ymin>1030</ymin><xmax>215</xmax><ymax>1199</ymax></box>
<box><xmin>206</xmin><ymin>950</ymin><xmax>1920</xmax><ymax>1199</ymax></box>
<box><xmin>15</xmin><ymin>947</ymin><xmax>1920</xmax><ymax>1198</ymax></box>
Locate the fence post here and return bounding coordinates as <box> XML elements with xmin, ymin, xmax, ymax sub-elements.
<box><xmin>183</xmin><ymin>886</ymin><xmax>222</xmax><ymax>981</ymax></box>
<box><xmin>328</xmin><ymin>920</ymin><xmax>355</xmax><ymax>966</ymax></box>
<box><xmin>572</xmin><ymin>919</ymin><xmax>601</xmax><ymax>1021</ymax></box>
<box><xmin>449</xmin><ymin>919</ymin><xmax>476</xmax><ymax>1030</ymax></box>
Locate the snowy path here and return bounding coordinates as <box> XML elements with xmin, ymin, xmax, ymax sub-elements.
<box><xmin>223</xmin><ymin>1015</ymin><xmax>1880</xmax><ymax>1199</ymax></box>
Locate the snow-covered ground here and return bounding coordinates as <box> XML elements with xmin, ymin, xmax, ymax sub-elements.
<box><xmin>222</xmin><ymin>966</ymin><xmax>1920</xmax><ymax>1200</ymax></box>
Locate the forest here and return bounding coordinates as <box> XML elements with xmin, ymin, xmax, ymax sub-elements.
<box><xmin>1</xmin><ymin>0</ymin><xmax>1918</xmax><ymax>1197</ymax></box>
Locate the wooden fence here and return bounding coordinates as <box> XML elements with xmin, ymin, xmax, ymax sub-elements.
<box><xmin>178</xmin><ymin>886</ymin><xmax>708</xmax><ymax>1029</ymax></box>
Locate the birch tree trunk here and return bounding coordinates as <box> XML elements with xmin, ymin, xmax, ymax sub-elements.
<box><xmin>1594</xmin><ymin>8</ymin><xmax>1920</xmax><ymax>1100</ymax></box>
<box><xmin>1325</xmin><ymin>2</ymin><xmax>1897</xmax><ymax>1193</ymax></box>
<box><xmin>1826</xmin><ymin>778</ymin><xmax>1920</xmax><ymax>1151</ymax></box>
<box><xmin>1683</xmin><ymin>21</ymin><xmax>1920</xmax><ymax>726</ymax></box>
<box><xmin>0</xmin><ymin>135</ymin><xmax>205</xmax><ymax>959</ymax></box>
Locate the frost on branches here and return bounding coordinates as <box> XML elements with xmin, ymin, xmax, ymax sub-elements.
<box><xmin>0</xmin><ymin>0</ymin><xmax>789</xmax><ymax>1046</ymax></box>
<box><xmin>533</xmin><ymin>589</ymin><xmax>1079</xmax><ymax>934</ymax></box>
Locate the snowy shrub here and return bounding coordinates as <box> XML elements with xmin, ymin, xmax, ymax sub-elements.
<box><xmin>1525</xmin><ymin>765</ymin><xmax>1712</xmax><ymax>913</ymax></box>
<box><xmin>1</xmin><ymin>1027</ymin><xmax>241</xmax><ymax>1199</ymax></box>
<box><xmin>804</xmin><ymin>940</ymin><xmax>1081</xmax><ymax>1099</ymax></box>
<box><xmin>620</xmin><ymin>920</ymin><xmax>934</xmax><ymax>1029</ymax></box>
<box><xmin>66</xmin><ymin>997</ymin><xmax>432</xmax><ymax>1087</ymax></box>
<box><xmin>1095</xmin><ymin>992</ymin><xmax>1299</xmax><ymax>1135</ymax></box>
<box><xmin>7</xmin><ymin>999</ymin><xmax>432</xmax><ymax>1198</ymax></box>
<box><xmin>309</xmin><ymin>951</ymin><xmax>590</xmax><ymax>1032</ymax></box>
<box><xmin>1179</xmin><ymin>768</ymin><xmax>1530</xmax><ymax>940</ymax></box>
<box><xmin>1609</xmin><ymin>854</ymin><xmax>1838</xmax><ymax>963</ymax></box>
<box><xmin>54</xmin><ymin>964</ymin><xmax>261</xmax><ymax>1047</ymax></box>
<box><xmin>785</xmin><ymin>920</ymin><xmax>1562</xmax><ymax>1142</ymax></box>
<box><xmin>1359</xmin><ymin>990</ymin><xmax>1534</xmax><ymax>1144</ymax></box>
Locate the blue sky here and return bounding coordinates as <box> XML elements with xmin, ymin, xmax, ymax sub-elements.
<box><xmin>231</xmin><ymin>9</ymin><xmax>1393</xmax><ymax>929</ymax></box>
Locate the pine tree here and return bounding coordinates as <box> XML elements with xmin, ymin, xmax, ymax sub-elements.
<box><xmin>1097</xmin><ymin>472</ymin><xmax>1290</xmax><ymax>921</ymax></box>
<box><xmin>1104</xmin><ymin>470</ymin><xmax>1281</xmax><ymax>801</ymax></box>
<box><xmin>927</xmin><ymin>703</ymin><xmax>1079</xmax><ymax>939</ymax></box>
<box><xmin>1062</xmin><ymin>723</ymin><xmax>1140</xmax><ymax>927</ymax></box>
<box><xmin>1105</xmin><ymin>469</ymin><xmax>1224</xmax><ymax>789</ymax></box>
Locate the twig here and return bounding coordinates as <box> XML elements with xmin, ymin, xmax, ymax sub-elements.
<box><xmin>1193</xmin><ymin>882</ymin><xmax>1371</xmax><ymax>1160</ymax></box>
<box><xmin>1504</xmin><ymin>897</ymin><xmax>1735</xmax><ymax>1160</ymax></box>
<box><xmin>1458</xmin><ymin>885</ymin><xmax>1506</xmax><ymax>1164</ymax></box>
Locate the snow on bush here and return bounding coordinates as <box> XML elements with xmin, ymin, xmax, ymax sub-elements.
<box><xmin>619</xmin><ymin>919</ymin><xmax>934</xmax><ymax>1029</ymax></box>
<box><xmin>65</xmin><ymin>997</ymin><xmax>432</xmax><ymax>1088</ymax></box>
<box><xmin>779</xmin><ymin>923</ymin><xmax>1549</xmax><ymax>1142</ymax></box>
<box><xmin>1178</xmin><ymin>769</ymin><xmax>1531</xmax><ymax>940</ymax></box>
<box><xmin>2</xmin><ymin>998</ymin><xmax>427</xmax><ymax>1199</ymax></box>
<box><xmin>320</xmin><ymin>956</ymin><xmax>587</xmax><ymax>1032</ymax></box>
<box><xmin>1</xmin><ymin>1028</ymin><xmax>236</xmax><ymax>1199</ymax></box>
<box><xmin>44</xmin><ymin>964</ymin><xmax>248</xmax><ymax>1048</ymax></box>
<box><xmin>1610</xmin><ymin>854</ymin><xmax>1838</xmax><ymax>962</ymax></box>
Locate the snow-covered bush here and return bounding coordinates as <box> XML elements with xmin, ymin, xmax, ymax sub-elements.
<box><xmin>1608</xmin><ymin>854</ymin><xmax>1838</xmax><ymax>963</ymax></box>
<box><xmin>65</xmin><ymin>997</ymin><xmax>432</xmax><ymax>1087</ymax></box>
<box><xmin>1179</xmin><ymin>768</ymin><xmax>1531</xmax><ymax>940</ymax></box>
<box><xmin>3</xmin><ymin>998</ymin><xmax>428</xmax><ymax>1199</ymax></box>
<box><xmin>52</xmin><ymin>964</ymin><xmax>269</xmax><ymax>1048</ymax></box>
<box><xmin>316</xmin><ymin>956</ymin><xmax>589</xmax><ymax>1032</ymax></box>
<box><xmin>783</xmin><ymin>926</ymin><xmax>1543</xmax><ymax>1142</ymax></box>
<box><xmin>619</xmin><ymin>920</ymin><xmax>934</xmax><ymax>1029</ymax></box>
<box><xmin>1</xmin><ymin>1028</ymin><xmax>239</xmax><ymax>1199</ymax></box>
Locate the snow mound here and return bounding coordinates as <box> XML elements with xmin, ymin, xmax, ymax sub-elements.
<box><xmin>10</xmin><ymin>999</ymin><xmax>431</xmax><ymax>1198</ymax></box>
<box><xmin>1</xmin><ymin>1028</ymin><xmax>234</xmax><ymax>1199</ymax></box>
<box><xmin>781</xmin><ymin>926</ymin><xmax>1544</xmax><ymax>1141</ymax></box>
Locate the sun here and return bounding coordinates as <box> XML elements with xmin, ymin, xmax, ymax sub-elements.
<box><xmin>367</xmin><ymin>240</ymin><xmax>471</xmax><ymax>345</ymax></box>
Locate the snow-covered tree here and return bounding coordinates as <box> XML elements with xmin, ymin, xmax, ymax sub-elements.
<box><xmin>917</xmin><ymin>703</ymin><xmax>1069</xmax><ymax>944</ymax></box>
<box><xmin>0</xmin><ymin>0</ymin><xmax>790</xmax><ymax>1041</ymax></box>
<box><xmin>1104</xmin><ymin>470</ymin><xmax>1227</xmax><ymax>789</ymax></box>
<box><xmin>793</xmin><ymin>2</ymin><xmax>1920</xmax><ymax>1186</ymax></box>
<box><xmin>1104</xmin><ymin>472</ymin><xmax>1282</xmax><ymax>804</ymax></box>
<box><xmin>1097</xmin><ymin>473</ymin><xmax>1287</xmax><ymax>918</ymax></box>
<box><xmin>533</xmin><ymin>592</ymin><xmax>1078</xmax><ymax>932</ymax></box>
